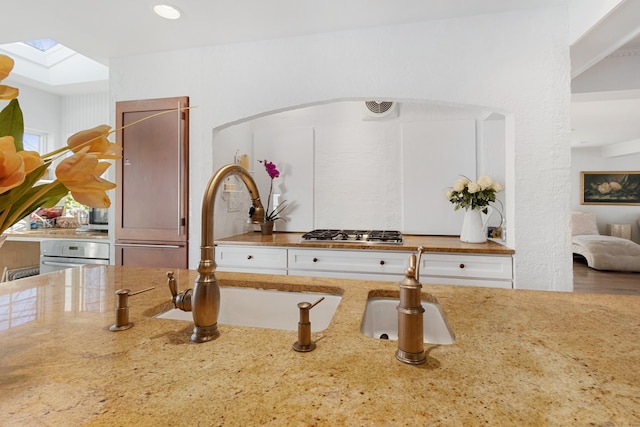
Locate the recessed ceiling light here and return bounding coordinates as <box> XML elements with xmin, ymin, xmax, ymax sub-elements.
<box><xmin>153</xmin><ymin>4</ymin><xmax>182</xmax><ymax>20</ymax></box>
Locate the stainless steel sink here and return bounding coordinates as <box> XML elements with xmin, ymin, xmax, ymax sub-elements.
<box><xmin>361</xmin><ymin>297</ymin><xmax>455</xmax><ymax>344</ymax></box>
<box><xmin>156</xmin><ymin>287</ymin><xmax>342</xmax><ymax>332</ymax></box>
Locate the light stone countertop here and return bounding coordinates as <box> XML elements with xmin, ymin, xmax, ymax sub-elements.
<box><xmin>0</xmin><ymin>265</ymin><xmax>638</xmax><ymax>426</ymax></box>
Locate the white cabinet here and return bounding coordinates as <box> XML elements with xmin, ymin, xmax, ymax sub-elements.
<box><xmin>215</xmin><ymin>246</ymin><xmax>287</xmax><ymax>275</ymax></box>
<box><xmin>288</xmin><ymin>249</ymin><xmax>410</xmax><ymax>281</ymax></box>
<box><xmin>419</xmin><ymin>253</ymin><xmax>513</xmax><ymax>289</ymax></box>
<box><xmin>215</xmin><ymin>244</ymin><xmax>513</xmax><ymax>288</ymax></box>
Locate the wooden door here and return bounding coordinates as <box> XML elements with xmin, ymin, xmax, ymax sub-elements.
<box><xmin>115</xmin><ymin>97</ymin><xmax>189</xmax><ymax>243</ymax></box>
<box><xmin>114</xmin><ymin>242</ymin><xmax>187</xmax><ymax>269</ymax></box>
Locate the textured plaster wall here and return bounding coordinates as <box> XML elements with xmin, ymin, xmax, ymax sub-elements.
<box><xmin>110</xmin><ymin>7</ymin><xmax>572</xmax><ymax>291</ymax></box>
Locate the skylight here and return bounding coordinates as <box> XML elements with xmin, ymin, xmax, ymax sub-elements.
<box><xmin>0</xmin><ymin>39</ymin><xmax>108</xmax><ymax>93</ymax></box>
<box><xmin>23</xmin><ymin>38</ymin><xmax>58</xmax><ymax>52</ymax></box>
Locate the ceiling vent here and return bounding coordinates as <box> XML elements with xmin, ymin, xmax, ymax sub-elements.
<box><xmin>363</xmin><ymin>101</ymin><xmax>398</xmax><ymax>120</ymax></box>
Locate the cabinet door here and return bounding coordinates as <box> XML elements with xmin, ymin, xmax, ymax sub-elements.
<box><xmin>115</xmin><ymin>243</ymin><xmax>187</xmax><ymax>269</ymax></box>
<box><xmin>115</xmin><ymin>97</ymin><xmax>189</xmax><ymax>242</ymax></box>
<box><xmin>215</xmin><ymin>245</ymin><xmax>288</xmax><ymax>274</ymax></box>
<box><xmin>288</xmin><ymin>249</ymin><xmax>409</xmax><ymax>276</ymax></box>
<box><xmin>419</xmin><ymin>253</ymin><xmax>513</xmax><ymax>288</ymax></box>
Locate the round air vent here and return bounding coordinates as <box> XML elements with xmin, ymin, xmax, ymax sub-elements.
<box><xmin>365</xmin><ymin>101</ymin><xmax>394</xmax><ymax>114</ymax></box>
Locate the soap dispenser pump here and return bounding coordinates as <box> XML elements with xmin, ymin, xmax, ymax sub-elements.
<box><xmin>395</xmin><ymin>247</ymin><xmax>426</xmax><ymax>365</ymax></box>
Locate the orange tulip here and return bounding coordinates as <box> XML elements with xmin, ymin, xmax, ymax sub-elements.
<box><xmin>0</xmin><ymin>54</ymin><xmax>19</xmax><ymax>100</ymax></box>
<box><xmin>67</xmin><ymin>125</ymin><xmax>122</xmax><ymax>159</ymax></box>
<box><xmin>55</xmin><ymin>147</ymin><xmax>116</xmax><ymax>208</ymax></box>
<box><xmin>19</xmin><ymin>150</ymin><xmax>44</xmax><ymax>174</ymax></box>
<box><xmin>0</xmin><ymin>136</ymin><xmax>26</xmax><ymax>194</ymax></box>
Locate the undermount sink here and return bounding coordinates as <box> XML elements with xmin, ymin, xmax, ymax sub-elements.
<box><xmin>156</xmin><ymin>287</ymin><xmax>342</xmax><ymax>332</ymax></box>
<box><xmin>361</xmin><ymin>297</ymin><xmax>456</xmax><ymax>345</ymax></box>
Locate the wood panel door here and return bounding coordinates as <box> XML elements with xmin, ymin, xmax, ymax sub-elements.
<box><xmin>115</xmin><ymin>97</ymin><xmax>189</xmax><ymax>243</ymax></box>
<box><xmin>114</xmin><ymin>242</ymin><xmax>187</xmax><ymax>269</ymax></box>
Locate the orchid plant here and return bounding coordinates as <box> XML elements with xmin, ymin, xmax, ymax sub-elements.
<box><xmin>0</xmin><ymin>54</ymin><xmax>121</xmax><ymax>235</ymax></box>
<box><xmin>258</xmin><ymin>159</ymin><xmax>288</xmax><ymax>222</ymax></box>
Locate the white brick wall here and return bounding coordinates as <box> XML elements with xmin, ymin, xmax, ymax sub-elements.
<box><xmin>111</xmin><ymin>6</ymin><xmax>572</xmax><ymax>291</ymax></box>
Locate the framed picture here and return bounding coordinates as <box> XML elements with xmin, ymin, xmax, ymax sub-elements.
<box><xmin>580</xmin><ymin>171</ymin><xmax>640</xmax><ymax>205</ymax></box>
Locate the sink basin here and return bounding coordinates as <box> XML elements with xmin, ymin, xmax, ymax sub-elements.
<box><xmin>361</xmin><ymin>297</ymin><xmax>455</xmax><ymax>345</ymax></box>
<box><xmin>156</xmin><ymin>287</ymin><xmax>341</xmax><ymax>332</ymax></box>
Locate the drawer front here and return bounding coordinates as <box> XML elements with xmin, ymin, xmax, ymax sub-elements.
<box><xmin>288</xmin><ymin>269</ymin><xmax>401</xmax><ymax>282</ymax></box>
<box><xmin>422</xmin><ymin>276</ymin><xmax>513</xmax><ymax>289</ymax></box>
<box><xmin>215</xmin><ymin>246</ymin><xmax>288</xmax><ymax>270</ymax></box>
<box><xmin>288</xmin><ymin>249</ymin><xmax>410</xmax><ymax>275</ymax></box>
<box><xmin>420</xmin><ymin>253</ymin><xmax>512</xmax><ymax>280</ymax></box>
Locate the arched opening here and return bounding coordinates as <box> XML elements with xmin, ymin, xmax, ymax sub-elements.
<box><xmin>212</xmin><ymin>98</ymin><xmax>507</xmax><ymax>240</ymax></box>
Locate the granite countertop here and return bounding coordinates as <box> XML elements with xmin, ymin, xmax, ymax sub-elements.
<box><xmin>4</xmin><ymin>228</ymin><xmax>109</xmax><ymax>241</ymax></box>
<box><xmin>0</xmin><ymin>266</ymin><xmax>638</xmax><ymax>425</ymax></box>
<box><xmin>216</xmin><ymin>232</ymin><xmax>515</xmax><ymax>254</ymax></box>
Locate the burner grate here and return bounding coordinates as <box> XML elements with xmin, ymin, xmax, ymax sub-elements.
<box><xmin>301</xmin><ymin>229</ymin><xmax>403</xmax><ymax>244</ymax></box>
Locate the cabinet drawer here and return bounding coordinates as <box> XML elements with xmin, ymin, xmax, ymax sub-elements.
<box><xmin>288</xmin><ymin>249</ymin><xmax>409</xmax><ymax>275</ymax></box>
<box><xmin>420</xmin><ymin>253</ymin><xmax>512</xmax><ymax>281</ymax></box>
<box><xmin>215</xmin><ymin>246</ymin><xmax>287</xmax><ymax>270</ymax></box>
<box><xmin>422</xmin><ymin>276</ymin><xmax>513</xmax><ymax>289</ymax></box>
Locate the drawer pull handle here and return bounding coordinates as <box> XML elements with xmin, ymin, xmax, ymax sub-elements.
<box><xmin>379</xmin><ymin>260</ymin><xmax>385</xmax><ymax>265</ymax></box>
<box><xmin>313</xmin><ymin>258</ymin><xmax>318</xmax><ymax>263</ymax></box>
<box><xmin>459</xmin><ymin>263</ymin><xmax>465</xmax><ymax>269</ymax></box>
<box><xmin>247</xmin><ymin>255</ymin><xmax>253</xmax><ymax>260</ymax></box>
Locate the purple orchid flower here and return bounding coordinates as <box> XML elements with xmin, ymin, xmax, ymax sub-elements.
<box><xmin>259</xmin><ymin>159</ymin><xmax>288</xmax><ymax>222</ymax></box>
<box><xmin>263</xmin><ymin>160</ymin><xmax>280</xmax><ymax>179</ymax></box>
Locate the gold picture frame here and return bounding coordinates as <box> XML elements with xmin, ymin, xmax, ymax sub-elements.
<box><xmin>580</xmin><ymin>171</ymin><xmax>640</xmax><ymax>205</ymax></box>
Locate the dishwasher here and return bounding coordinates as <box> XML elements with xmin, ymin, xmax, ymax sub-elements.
<box><xmin>40</xmin><ymin>240</ymin><xmax>110</xmax><ymax>273</ymax></box>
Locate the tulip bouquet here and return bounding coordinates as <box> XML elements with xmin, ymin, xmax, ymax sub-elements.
<box><xmin>0</xmin><ymin>54</ymin><xmax>121</xmax><ymax>235</ymax></box>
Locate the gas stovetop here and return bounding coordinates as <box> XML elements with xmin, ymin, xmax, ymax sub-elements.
<box><xmin>301</xmin><ymin>229</ymin><xmax>403</xmax><ymax>245</ymax></box>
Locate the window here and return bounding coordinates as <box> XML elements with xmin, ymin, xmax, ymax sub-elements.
<box><xmin>23</xmin><ymin>131</ymin><xmax>52</xmax><ymax>180</ymax></box>
<box><xmin>23</xmin><ymin>38</ymin><xmax>58</xmax><ymax>52</ymax></box>
<box><xmin>22</xmin><ymin>132</ymin><xmax>44</xmax><ymax>152</ymax></box>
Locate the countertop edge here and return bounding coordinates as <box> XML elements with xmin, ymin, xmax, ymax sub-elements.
<box><xmin>214</xmin><ymin>232</ymin><xmax>515</xmax><ymax>255</ymax></box>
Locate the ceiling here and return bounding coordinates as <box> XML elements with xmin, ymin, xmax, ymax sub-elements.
<box><xmin>1</xmin><ymin>0</ymin><xmax>639</xmax><ymax>153</ymax></box>
<box><xmin>1</xmin><ymin>0</ymin><xmax>567</xmax><ymax>64</ymax></box>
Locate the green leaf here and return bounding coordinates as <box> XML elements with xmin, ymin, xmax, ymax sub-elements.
<box><xmin>1</xmin><ymin>181</ymin><xmax>68</xmax><ymax>231</ymax></box>
<box><xmin>0</xmin><ymin>99</ymin><xmax>24</xmax><ymax>150</ymax></box>
<box><xmin>0</xmin><ymin>162</ymin><xmax>51</xmax><ymax>212</ymax></box>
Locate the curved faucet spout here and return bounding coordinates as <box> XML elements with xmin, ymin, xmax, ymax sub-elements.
<box><xmin>190</xmin><ymin>164</ymin><xmax>265</xmax><ymax>343</ymax></box>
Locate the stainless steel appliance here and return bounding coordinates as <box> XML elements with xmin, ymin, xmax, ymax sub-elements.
<box><xmin>40</xmin><ymin>240</ymin><xmax>110</xmax><ymax>273</ymax></box>
<box><xmin>88</xmin><ymin>208</ymin><xmax>109</xmax><ymax>231</ymax></box>
<box><xmin>301</xmin><ymin>229</ymin><xmax>403</xmax><ymax>245</ymax></box>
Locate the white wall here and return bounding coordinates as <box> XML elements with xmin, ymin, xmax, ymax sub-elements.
<box><xmin>212</xmin><ymin>101</ymin><xmax>494</xmax><ymax>236</ymax></box>
<box><xmin>1</xmin><ymin>87</ymin><xmax>109</xmax><ymax>154</ymax></box>
<box><xmin>572</xmin><ymin>148</ymin><xmax>640</xmax><ymax>243</ymax></box>
<box><xmin>110</xmin><ymin>7</ymin><xmax>572</xmax><ymax>291</ymax></box>
<box><xmin>7</xmin><ymin>84</ymin><xmax>62</xmax><ymax>153</ymax></box>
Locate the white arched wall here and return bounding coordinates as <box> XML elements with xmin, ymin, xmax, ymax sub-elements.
<box><xmin>110</xmin><ymin>6</ymin><xmax>571</xmax><ymax>291</ymax></box>
<box><xmin>211</xmin><ymin>97</ymin><xmax>506</xmax><ymax>236</ymax></box>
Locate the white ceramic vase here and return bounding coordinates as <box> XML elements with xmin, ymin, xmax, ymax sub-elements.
<box><xmin>460</xmin><ymin>206</ymin><xmax>493</xmax><ymax>243</ymax></box>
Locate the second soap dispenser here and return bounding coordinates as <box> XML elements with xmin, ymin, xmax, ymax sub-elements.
<box><xmin>396</xmin><ymin>247</ymin><xmax>427</xmax><ymax>365</ymax></box>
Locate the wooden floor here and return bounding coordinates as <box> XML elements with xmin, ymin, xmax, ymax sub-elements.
<box><xmin>573</xmin><ymin>258</ymin><xmax>640</xmax><ymax>296</ymax></box>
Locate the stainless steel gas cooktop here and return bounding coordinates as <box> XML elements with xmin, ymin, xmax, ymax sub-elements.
<box><xmin>301</xmin><ymin>229</ymin><xmax>403</xmax><ymax>245</ymax></box>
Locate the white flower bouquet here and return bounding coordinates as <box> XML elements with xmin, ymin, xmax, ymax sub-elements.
<box><xmin>446</xmin><ymin>175</ymin><xmax>503</xmax><ymax>211</ymax></box>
